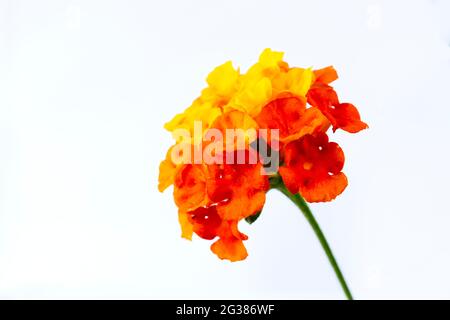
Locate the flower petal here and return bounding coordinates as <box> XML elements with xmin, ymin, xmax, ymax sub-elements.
<box><xmin>210</xmin><ymin>237</ymin><xmax>248</xmax><ymax>262</ymax></box>
<box><xmin>313</xmin><ymin>66</ymin><xmax>338</xmax><ymax>84</ymax></box>
<box><xmin>188</xmin><ymin>205</ymin><xmax>222</xmax><ymax>240</ymax></box>
<box><xmin>206</xmin><ymin>61</ymin><xmax>240</xmax><ymax>98</ymax></box>
<box><xmin>206</xmin><ymin>151</ymin><xmax>269</xmax><ymax>220</ymax></box>
<box><xmin>178</xmin><ymin>210</ymin><xmax>194</xmax><ymax>240</ymax></box>
<box><xmin>307</xmin><ymin>83</ymin><xmax>367</xmax><ymax>133</ymax></box>
<box><xmin>228</xmin><ymin>77</ymin><xmax>272</xmax><ymax>117</ymax></box>
<box><xmin>209</xmin><ymin>110</ymin><xmax>259</xmax><ymax>149</ymax></box>
<box><xmin>158</xmin><ymin>146</ymin><xmax>178</xmax><ymax>192</ymax></box>
<box><xmin>329</xmin><ymin>103</ymin><xmax>369</xmax><ymax>133</ymax></box>
<box><xmin>255</xmin><ymin>95</ymin><xmax>330</xmax><ymax>144</ymax></box>
<box><xmin>173</xmin><ymin>164</ymin><xmax>208</xmax><ymax>211</ymax></box>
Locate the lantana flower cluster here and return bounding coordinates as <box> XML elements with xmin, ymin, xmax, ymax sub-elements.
<box><xmin>159</xmin><ymin>49</ymin><xmax>367</xmax><ymax>261</ymax></box>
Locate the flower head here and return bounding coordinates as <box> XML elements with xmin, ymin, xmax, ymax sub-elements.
<box><xmin>159</xmin><ymin>49</ymin><xmax>367</xmax><ymax>261</ymax></box>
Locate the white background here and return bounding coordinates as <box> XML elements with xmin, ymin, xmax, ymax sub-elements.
<box><xmin>1</xmin><ymin>0</ymin><xmax>450</xmax><ymax>299</ymax></box>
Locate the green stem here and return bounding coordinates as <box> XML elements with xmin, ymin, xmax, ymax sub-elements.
<box><xmin>271</xmin><ymin>177</ymin><xmax>353</xmax><ymax>300</ymax></box>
